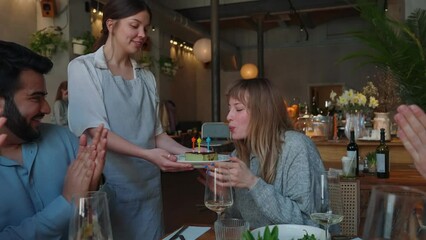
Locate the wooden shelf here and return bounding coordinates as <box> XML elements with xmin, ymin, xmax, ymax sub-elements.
<box><xmin>314</xmin><ymin>138</ymin><xmax>412</xmax><ymax>164</ymax></box>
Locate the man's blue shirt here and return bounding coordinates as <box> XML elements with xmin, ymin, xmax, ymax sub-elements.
<box><xmin>0</xmin><ymin>123</ymin><xmax>79</xmax><ymax>239</ymax></box>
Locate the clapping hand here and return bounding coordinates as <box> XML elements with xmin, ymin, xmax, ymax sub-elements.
<box><xmin>62</xmin><ymin>124</ymin><xmax>108</xmax><ymax>201</ymax></box>
<box><xmin>0</xmin><ymin>117</ymin><xmax>7</xmax><ymax>146</ymax></box>
<box><xmin>394</xmin><ymin>105</ymin><xmax>426</xmax><ymax>178</ymax></box>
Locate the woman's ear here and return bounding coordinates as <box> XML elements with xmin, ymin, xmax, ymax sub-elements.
<box><xmin>106</xmin><ymin>19</ymin><xmax>115</xmax><ymax>33</ymax></box>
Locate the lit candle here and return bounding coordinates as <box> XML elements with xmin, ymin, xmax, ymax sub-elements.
<box><xmin>206</xmin><ymin>137</ymin><xmax>211</xmax><ymax>152</ymax></box>
<box><xmin>321</xmin><ymin>174</ymin><xmax>325</xmax><ymax>204</ymax></box>
<box><xmin>197</xmin><ymin>137</ymin><xmax>202</xmax><ymax>153</ymax></box>
<box><xmin>191</xmin><ymin>137</ymin><xmax>196</xmax><ymax>151</ymax></box>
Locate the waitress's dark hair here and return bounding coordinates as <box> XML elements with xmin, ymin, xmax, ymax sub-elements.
<box><xmin>93</xmin><ymin>0</ymin><xmax>152</xmax><ymax>51</ymax></box>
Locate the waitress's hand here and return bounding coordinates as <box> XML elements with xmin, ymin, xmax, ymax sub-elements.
<box><xmin>214</xmin><ymin>157</ymin><xmax>259</xmax><ymax>189</ymax></box>
<box><xmin>146</xmin><ymin>148</ymin><xmax>193</xmax><ymax>172</ymax></box>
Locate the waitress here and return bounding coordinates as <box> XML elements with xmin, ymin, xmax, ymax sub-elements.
<box><xmin>67</xmin><ymin>0</ymin><xmax>192</xmax><ymax>239</ymax></box>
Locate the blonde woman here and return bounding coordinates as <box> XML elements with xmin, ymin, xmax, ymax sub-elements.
<box><xmin>214</xmin><ymin>78</ymin><xmax>325</xmax><ymax>228</ymax></box>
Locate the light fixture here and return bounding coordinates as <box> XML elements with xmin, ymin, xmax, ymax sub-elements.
<box><xmin>240</xmin><ymin>63</ymin><xmax>258</xmax><ymax>79</ymax></box>
<box><xmin>193</xmin><ymin>38</ymin><xmax>211</xmax><ymax>63</ymax></box>
<box><xmin>169</xmin><ymin>36</ymin><xmax>193</xmax><ymax>52</ymax></box>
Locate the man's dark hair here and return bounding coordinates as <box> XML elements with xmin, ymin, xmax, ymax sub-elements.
<box><xmin>0</xmin><ymin>40</ymin><xmax>53</xmax><ymax>99</ymax></box>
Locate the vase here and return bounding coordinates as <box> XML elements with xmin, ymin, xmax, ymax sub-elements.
<box><xmin>344</xmin><ymin>111</ymin><xmax>365</xmax><ymax>140</ymax></box>
<box><xmin>373</xmin><ymin>112</ymin><xmax>391</xmax><ymax>140</ymax></box>
<box><xmin>72</xmin><ymin>39</ymin><xmax>86</xmax><ymax>55</ymax></box>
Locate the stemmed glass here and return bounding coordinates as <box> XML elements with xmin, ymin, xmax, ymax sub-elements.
<box><xmin>204</xmin><ymin>166</ymin><xmax>233</xmax><ymax>221</ymax></box>
<box><xmin>68</xmin><ymin>191</ymin><xmax>113</xmax><ymax>240</ymax></box>
<box><xmin>363</xmin><ymin>185</ymin><xmax>426</xmax><ymax>239</ymax></box>
<box><xmin>310</xmin><ymin>171</ymin><xmax>344</xmax><ymax>240</ymax></box>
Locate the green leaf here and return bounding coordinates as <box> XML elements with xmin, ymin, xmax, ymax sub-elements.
<box><xmin>342</xmin><ymin>0</ymin><xmax>426</xmax><ymax>110</ymax></box>
<box><xmin>270</xmin><ymin>226</ymin><xmax>279</xmax><ymax>240</ymax></box>
<box><xmin>242</xmin><ymin>230</ymin><xmax>255</xmax><ymax>240</ymax></box>
<box><xmin>263</xmin><ymin>225</ymin><xmax>271</xmax><ymax>239</ymax></box>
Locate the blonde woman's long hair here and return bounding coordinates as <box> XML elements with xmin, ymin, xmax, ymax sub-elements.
<box><xmin>227</xmin><ymin>78</ymin><xmax>294</xmax><ymax>183</ymax></box>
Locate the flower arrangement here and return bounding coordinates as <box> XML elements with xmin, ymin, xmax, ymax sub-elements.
<box><xmin>330</xmin><ymin>89</ymin><xmax>378</xmax><ymax>114</ymax></box>
<box><xmin>363</xmin><ymin>70</ymin><xmax>401</xmax><ymax>113</ymax></box>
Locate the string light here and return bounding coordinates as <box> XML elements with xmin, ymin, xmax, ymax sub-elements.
<box><xmin>169</xmin><ymin>36</ymin><xmax>193</xmax><ymax>52</ymax></box>
<box><xmin>91</xmin><ymin>0</ymin><xmax>103</xmax><ymax>18</ymax></box>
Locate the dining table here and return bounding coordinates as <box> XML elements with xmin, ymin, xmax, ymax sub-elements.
<box><xmin>162</xmin><ymin>224</ymin><xmax>214</xmax><ymax>240</ymax></box>
<box><xmin>163</xmin><ymin>224</ymin><xmax>358</xmax><ymax>240</ymax></box>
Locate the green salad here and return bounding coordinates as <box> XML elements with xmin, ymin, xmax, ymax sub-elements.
<box><xmin>242</xmin><ymin>226</ymin><xmax>318</xmax><ymax>240</ymax></box>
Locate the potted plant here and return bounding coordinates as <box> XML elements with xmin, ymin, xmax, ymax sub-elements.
<box><xmin>344</xmin><ymin>0</ymin><xmax>426</xmax><ymax>110</ymax></box>
<box><xmin>29</xmin><ymin>26</ymin><xmax>67</xmax><ymax>58</ymax></box>
<box><xmin>366</xmin><ymin>151</ymin><xmax>376</xmax><ymax>174</ymax></box>
<box><xmin>72</xmin><ymin>31</ymin><xmax>96</xmax><ymax>55</ymax></box>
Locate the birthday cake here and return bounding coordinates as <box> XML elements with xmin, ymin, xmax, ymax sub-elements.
<box><xmin>185</xmin><ymin>151</ymin><xmax>218</xmax><ymax>161</ymax></box>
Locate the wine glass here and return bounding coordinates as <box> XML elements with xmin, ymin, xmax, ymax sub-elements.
<box><xmin>310</xmin><ymin>171</ymin><xmax>344</xmax><ymax>240</ymax></box>
<box><xmin>363</xmin><ymin>185</ymin><xmax>426</xmax><ymax>240</ymax></box>
<box><xmin>204</xmin><ymin>166</ymin><xmax>233</xmax><ymax>221</ymax></box>
<box><xmin>68</xmin><ymin>191</ymin><xmax>113</xmax><ymax>240</ymax></box>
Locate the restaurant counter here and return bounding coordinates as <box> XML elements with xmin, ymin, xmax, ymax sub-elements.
<box><xmin>314</xmin><ymin>138</ymin><xmax>412</xmax><ymax>164</ymax></box>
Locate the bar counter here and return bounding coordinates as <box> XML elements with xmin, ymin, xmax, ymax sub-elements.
<box><xmin>314</xmin><ymin>138</ymin><xmax>412</xmax><ymax>164</ymax></box>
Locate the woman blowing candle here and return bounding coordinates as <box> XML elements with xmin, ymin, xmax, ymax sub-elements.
<box><xmin>211</xmin><ymin>78</ymin><xmax>326</xmax><ymax>228</ymax></box>
<box><xmin>67</xmin><ymin>0</ymin><xmax>192</xmax><ymax>239</ymax></box>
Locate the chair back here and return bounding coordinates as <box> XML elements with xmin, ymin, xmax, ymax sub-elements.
<box><xmin>201</xmin><ymin>122</ymin><xmax>231</xmax><ymax>146</ymax></box>
<box><xmin>339</xmin><ymin>180</ymin><xmax>360</xmax><ymax>236</ymax></box>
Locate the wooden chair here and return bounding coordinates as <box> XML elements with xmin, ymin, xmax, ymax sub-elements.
<box><xmin>340</xmin><ymin>179</ymin><xmax>360</xmax><ymax>236</ymax></box>
<box><xmin>201</xmin><ymin>122</ymin><xmax>231</xmax><ymax>146</ymax></box>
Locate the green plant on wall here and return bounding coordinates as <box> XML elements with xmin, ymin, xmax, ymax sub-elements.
<box><xmin>29</xmin><ymin>26</ymin><xmax>67</xmax><ymax>58</ymax></box>
<box><xmin>159</xmin><ymin>56</ymin><xmax>179</xmax><ymax>77</ymax></box>
<box><xmin>72</xmin><ymin>31</ymin><xmax>96</xmax><ymax>55</ymax></box>
<box><xmin>344</xmin><ymin>0</ymin><xmax>426</xmax><ymax>110</ymax></box>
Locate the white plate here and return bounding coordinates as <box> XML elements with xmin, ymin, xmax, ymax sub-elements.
<box><xmin>176</xmin><ymin>154</ymin><xmax>230</xmax><ymax>168</ymax></box>
<box><xmin>251</xmin><ymin>224</ymin><xmax>327</xmax><ymax>240</ymax></box>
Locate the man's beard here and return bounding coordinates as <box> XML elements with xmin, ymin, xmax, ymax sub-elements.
<box><xmin>3</xmin><ymin>98</ymin><xmax>42</xmax><ymax>142</ymax></box>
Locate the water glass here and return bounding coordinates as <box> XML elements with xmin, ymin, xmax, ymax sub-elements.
<box><xmin>341</xmin><ymin>156</ymin><xmax>356</xmax><ymax>178</ymax></box>
<box><xmin>68</xmin><ymin>191</ymin><xmax>113</xmax><ymax>240</ymax></box>
<box><xmin>214</xmin><ymin>218</ymin><xmax>249</xmax><ymax>240</ymax></box>
<box><xmin>363</xmin><ymin>185</ymin><xmax>426</xmax><ymax>240</ymax></box>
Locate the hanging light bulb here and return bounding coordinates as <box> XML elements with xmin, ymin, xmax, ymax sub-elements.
<box><xmin>193</xmin><ymin>38</ymin><xmax>211</xmax><ymax>63</ymax></box>
<box><xmin>240</xmin><ymin>63</ymin><xmax>258</xmax><ymax>79</ymax></box>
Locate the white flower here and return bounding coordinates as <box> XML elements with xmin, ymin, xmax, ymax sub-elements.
<box><xmin>369</xmin><ymin>96</ymin><xmax>379</xmax><ymax>108</ymax></box>
<box><xmin>332</xmin><ymin>88</ymin><xmax>378</xmax><ymax>113</ymax></box>
<box><xmin>330</xmin><ymin>91</ymin><xmax>337</xmax><ymax>101</ymax></box>
<box><xmin>357</xmin><ymin>93</ymin><xmax>367</xmax><ymax>106</ymax></box>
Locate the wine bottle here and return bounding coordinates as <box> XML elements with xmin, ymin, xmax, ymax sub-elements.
<box><xmin>347</xmin><ymin>129</ymin><xmax>359</xmax><ymax>176</ymax></box>
<box><xmin>311</xmin><ymin>95</ymin><xmax>319</xmax><ymax>116</ymax></box>
<box><xmin>376</xmin><ymin>128</ymin><xmax>390</xmax><ymax>178</ymax></box>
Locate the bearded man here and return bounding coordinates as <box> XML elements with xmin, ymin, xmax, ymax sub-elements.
<box><xmin>0</xmin><ymin>40</ymin><xmax>108</xmax><ymax>239</ymax></box>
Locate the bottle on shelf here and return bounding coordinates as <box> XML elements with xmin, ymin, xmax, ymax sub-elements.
<box><xmin>376</xmin><ymin>128</ymin><xmax>390</xmax><ymax>178</ymax></box>
<box><xmin>311</xmin><ymin>95</ymin><xmax>319</xmax><ymax>116</ymax></box>
<box><xmin>362</xmin><ymin>157</ymin><xmax>369</xmax><ymax>174</ymax></box>
<box><xmin>347</xmin><ymin>129</ymin><xmax>359</xmax><ymax>176</ymax></box>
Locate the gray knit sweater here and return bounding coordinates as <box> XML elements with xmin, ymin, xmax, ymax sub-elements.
<box><xmin>226</xmin><ymin>130</ymin><xmax>325</xmax><ymax>229</ymax></box>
